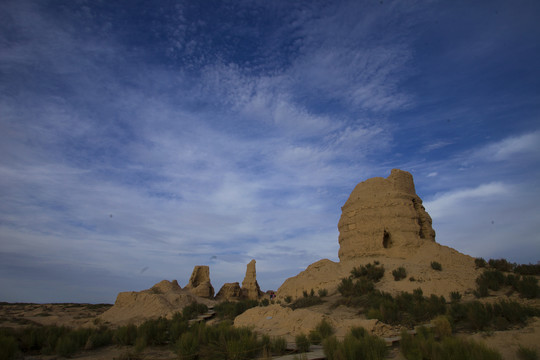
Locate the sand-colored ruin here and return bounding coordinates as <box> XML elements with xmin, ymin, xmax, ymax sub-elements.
<box><xmin>2</xmin><ymin>169</ymin><xmax>538</xmax><ymax>359</ymax></box>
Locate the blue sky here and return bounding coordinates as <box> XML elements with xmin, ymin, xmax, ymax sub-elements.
<box><xmin>1</xmin><ymin>0</ymin><xmax>539</xmax><ymax>303</ymax></box>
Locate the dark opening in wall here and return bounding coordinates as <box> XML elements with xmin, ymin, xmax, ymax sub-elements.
<box><xmin>412</xmin><ymin>198</ymin><xmax>426</xmax><ymax>239</ymax></box>
<box><xmin>383</xmin><ymin>230</ymin><xmax>392</xmax><ymax>248</ymax></box>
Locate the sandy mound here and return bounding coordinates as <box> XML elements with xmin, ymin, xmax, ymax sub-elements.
<box><xmin>234</xmin><ymin>303</ymin><xmax>390</xmax><ymax>341</ymax></box>
<box><xmin>100</xmin><ymin>280</ymin><xmax>215</xmax><ymax>326</ymax></box>
<box><xmin>277</xmin><ymin>169</ymin><xmax>481</xmax><ymax>301</ymax></box>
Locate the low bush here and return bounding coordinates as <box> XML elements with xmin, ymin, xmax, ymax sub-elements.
<box><xmin>175</xmin><ymin>322</ymin><xmax>262</xmax><ymax>360</ymax></box>
<box><xmin>514</xmin><ymin>264</ymin><xmax>540</xmax><ymax>276</ymax></box>
<box><xmin>182</xmin><ymin>302</ymin><xmax>208</xmax><ymax>320</ymax></box>
<box><xmin>85</xmin><ymin>327</ymin><xmax>113</xmax><ymax>350</ymax></box>
<box><xmin>318</xmin><ymin>288</ymin><xmax>328</xmax><ymax>297</ymax></box>
<box><xmin>290</xmin><ymin>296</ymin><xmax>324</xmax><ymax>310</ymax></box>
<box><xmin>449</xmin><ymin>300</ymin><xmax>540</xmax><ymax>331</ymax></box>
<box><xmin>392</xmin><ymin>267</ymin><xmax>407</xmax><ymax>281</ymax></box>
<box><xmin>309</xmin><ymin>318</ymin><xmax>334</xmax><ymax>344</ymax></box>
<box><xmin>114</xmin><ymin>324</ymin><xmax>137</xmax><ymax>346</ymax></box>
<box><xmin>517</xmin><ymin>276</ymin><xmax>540</xmax><ymax>299</ymax></box>
<box><xmin>284</xmin><ymin>296</ymin><xmax>292</xmax><ymax>303</ymax></box>
<box><xmin>400</xmin><ymin>327</ymin><xmax>502</xmax><ymax>360</ymax></box>
<box><xmin>0</xmin><ymin>334</ymin><xmax>18</xmax><ymax>360</ymax></box>
<box><xmin>476</xmin><ymin>270</ymin><xmax>505</xmax><ymax>291</ymax></box>
<box><xmin>517</xmin><ymin>345</ymin><xmax>538</xmax><ymax>360</ymax></box>
<box><xmin>505</xmin><ymin>273</ymin><xmax>521</xmax><ymax>289</ymax></box>
<box><xmin>450</xmin><ymin>291</ymin><xmax>462</xmax><ymax>303</ymax></box>
<box><xmin>431</xmin><ymin>261</ymin><xmax>442</xmax><ymax>271</ymax></box>
<box><xmin>475</xmin><ymin>257</ymin><xmax>487</xmax><ymax>268</ymax></box>
<box><xmin>337</xmin><ymin>277</ymin><xmax>375</xmax><ymax>297</ymax></box>
<box><xmin>474</xmin><ymin>283</ymin><xmax>489</xmax><ymax>298</ymax></box>
<box><xmin>364</xmin><ymin>289</ymin><xmax>446</xmax><ymax>325</ymax></box>
<box><xmin>137</xmin><ymin>317</ymin><xmax>169</xmax><ymax>346</ymax></box>
<box><xmin>488</xmin><ymin>258</ymin><xmax>514</xmax><ymax>272</ymax></box>
<box><xmin>213</xmin><ymin>299</ymin><xmax>259</xmax><ymax>319</ymax></box>
<box><xmin>295</xmin><ymin>333</ymin><xmax>311</xmax><ymax>353</ymax></box>
<box><xmin>432</xmin><ymin>315</ymin><xmax>452</xmax><ymax>338</ymax></box>
<box><xmin>351</xmin><ymin>263</ymin><xmax>385</xmax><ymax>282</ymax></box>
<box><xmin>323</xmin><ymin>327</ymin><xmax>387</xmax><ymax>360</ymax></box>
<box><xmin>270</xmin><ymin>336</ymin><xmax>287</xmax><ymax>355</ymax></box>
<box><xmin>260</xmin><ymin>298</ymin><xmax>270</xmax><ymax>306</ymax></box>
<box><xmin>176</xmin><ymin>331</ymin><xmax>199</xmax><ymax>360</ymax></box>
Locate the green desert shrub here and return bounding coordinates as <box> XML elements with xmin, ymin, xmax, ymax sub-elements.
<box><xmin>450</xmin><ymin>291</ymin><xmax>462</xmax><ymax>303</ymax></box>
<box><xmin>337</xmin><ymin>277</ymin><xmax>375</xmax><ymax>297</ymax></box>
<box><xmin>431</xmin><ymin>261</ymin><xmax>442</xmax><ymax>271</ymax></box>
<box><xmin>309</xmin><ymin>318</ymin><xmax>334</xmax><ymax>344</ymax></box>
<box><xmin>213</xmin><ymin>299</ymin><xmax>259</xmax><ymax>319</ymax></box>
<box><xmin>514</xmin><ymin>264</ymin><xmax>540</xmax><ymax>276</ymax></box>
<box><xmin>400</xmin><ymin>327</ymin><xmax>502</xmax><ymax>360</ymax></box>
<box><xmin>136</xmin><ymin>317</ymin><xmax>168</xmax><ymax>346</ymax></box>
<box><xmin>323</xmin><ymin>327</ymin><xmax>387</xmax><ymax>360</ymax></box>
<box><xmin>448</xmin><ymin>300</ymin><xmax>539</xmax><ymax>331</ymax></box>
<box><xmin>392</xmin><ymin>267</ymin><xmax>407</xmax><ymax>281</ymax></box>
<box><xmin>284</xmin><ymin>296</ymin><xmax>292</xmax><ymax>303</ymax></box>
<box><xmin>176</xmin><ymin>332</ymin><xmax>199</xmax><ymax>360</ymax></box>
<box><xmin>0</xmin><ymin>334</ymin><xmax>19</xmax><ymax>360</ymax></box>
<box><xmin>295</xmin><ymin>333</ymin><xmax>311</xmax><ymax>353</ymax></box>
<box><xmin>351</xmin><ymin>263</ymin><xmax>385</xmax><ymax>282</ymax></box>
<box><xmin>475</xmin><ymin>257</ymin><xmax>487</xmax><ymax>268</ymax></box>
<box><xmin>55</xmin><ymin>334</ymin><xmax>80</xmax><ymax>357</ymax></box>
<box><xmin>517</xmin><ymin>346</ymin><xmax>538</xmax><ymax>360</ymax></box>
<box><xmin>169</xmin><ymin>313</ymin><xmax>189</xmax><ymax>341</ymax></box>
<box><xmin>488</xmin><ymin>258</ymin><xmax>514</xmax><ymax>272</ymax></box>
<box><xmin>475</xmin><ymin>282</ymin><xmax>489</xmax><ymax>298</ymax></box>
<box><xmin>477</xmin><ymin>270</ymin><xmax>505</xmax><ymax>291</ymax></box>
<box><xmin>85</xmin><ymin>327</ymin><xmax>113</xmax><ymax>349</ymax></box>
<box><xmin>365</xmin><ymin>289</ymin><xmax>446</xmax><ymax>325</ymax></box>
<box><xmin>270</xmin><ymin>336</ymin><xmax>287</xmax><ymax>355</ymax></box>
<box><xmin>260</xmin><ymin>298</ymin><xmax>270</xmax><ymax>306</ymax></box>
<box><xmin>182</xmin><ymin>302</ymin><xmax>208</xmax><ymax>320</ymax></box>
<box><xmin>318</xmin><ymin>288</ymin><xmax>328</xmax><ymax>297</ymax></box>
<box><xmin>114</xmin><ymin>324</ymin><xmax>138</xmax><ymax>346</ymax></box>
<box><xmin>432</xmin><ymin>315</ymin><xmax>452</xmax><ymax>338</ymax></box>
<box><xmin>517</xmin><ymin>276</ymin><xmax>540</xmax><ymax>299</ymax></box>
<box><xmin>290</xmin><ymin>296</ymin><xmax>323</xmax><ymax>310</ymax></box>
<box><xmin>222</xmin><ymin>327</ymin><xmax>260</xmax><ymax>359</ymax></box>
<box><xmin>505</xmin><ymin>273</ymin><xmax>521</xmax><ymax>289</ymax></box>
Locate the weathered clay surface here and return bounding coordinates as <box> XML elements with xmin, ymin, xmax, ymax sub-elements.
<box><xmin>185</xmin><ymin>265</ymin><xmax>215</xmax><ymax>298</ymax></box>
<box><xmin>338</xmin><ymin>169</ymin><xmax>435</xmax><ymax>260</ymax></box>
<box><xmin>216</xmin><ymin>282</ymin><xmax>242</xmax><ymax>300</ymax></box>
<box><xmin>241</xmin><ymin>259</ymin><xmax>263</xmax><ymax>300</ymax></box>
<box><xmin>100</xmin><ymin>280</ymin><xmax>214</xmax><ymax>325</ymax></box>
<box><xmin>277</xmin><ymin>169</ymin><xmax>477</xmax><ymax>300</ymax></box>
<box><xmin>151</xmin><ymin>279</ymin><xmax>181</xmax><ymax>293</ymax></box>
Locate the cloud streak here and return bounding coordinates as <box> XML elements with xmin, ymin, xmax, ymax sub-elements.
<box><xmin>1</xmin><ymin>0</ymin><xmax>539</xmax><ymax>302</ymax></box>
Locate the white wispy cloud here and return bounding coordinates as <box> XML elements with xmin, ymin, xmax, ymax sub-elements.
<box><xmin>3</xmin><ymin>0</ymin><xmax>538</xmax><ymax>303</ymax></box>
<box><xmin>472</xmin><ymin>131</ymin><xmax>540</xmax><ymax>162</ymax></box>
<box><xmin>425</xmin><ymin>182</ymin><xmax>509</xmax><ymax>219</ymax></box>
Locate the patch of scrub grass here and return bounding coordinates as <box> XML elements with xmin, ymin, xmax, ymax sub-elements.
<box><xmin>295</xmin><ymin>333</ymin><xmax>311</xmax><ymax>353</ymax></box>
<box><xmin>323</xmin><ymin>326</ymin><xmax>387</xmax><ymax>360</ymax></box>
<box><xmin>392</xmin><ymin>267</ymin><xmax>407</xmax><ymax>281</ymax></box>
<box><xmin>517</xmin><ymin>346</ymin><xmax>538</xmax><ymax>360</ymax></box>
<box><xmin>400</xmin><ymin>326</ymin><xmax>502</xmax><ymax>360</ymax></box>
